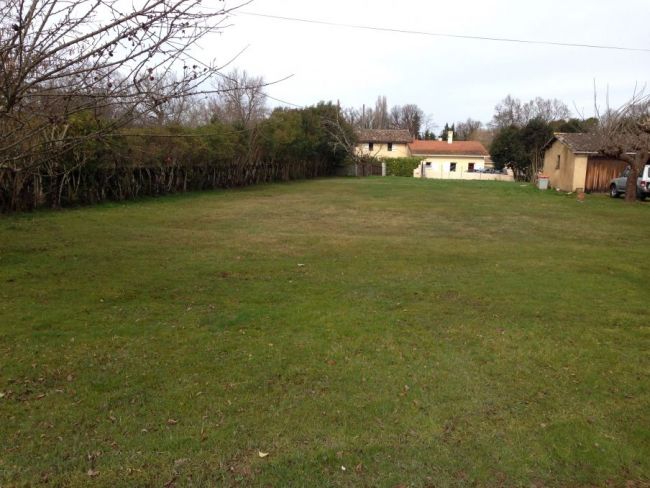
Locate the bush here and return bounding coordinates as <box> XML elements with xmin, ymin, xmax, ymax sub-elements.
<box><xmin>384</xmin><ymin>157</ymin><xmax>424</xmax><ymax>177</ymax></box>
<box><xmin>1</xmin><ymin>103</ymin><xmax>355</xmax><ymax>212</ymax></box>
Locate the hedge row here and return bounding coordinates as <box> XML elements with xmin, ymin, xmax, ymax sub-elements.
<box><xmin>384</xmin><ymin>157</ymin><xmax>424</xmax><ymax>177</ymax></box>
<box><xmin>1</xmin><ymin>103</ymin><xmax>354</xmax><ymax>212</ymax></box>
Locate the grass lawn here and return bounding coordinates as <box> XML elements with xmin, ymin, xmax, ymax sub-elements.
<box><xmin>1</xmin><ymin>177</ymin><xmax>649</xmax><ymax>487</ymax></box>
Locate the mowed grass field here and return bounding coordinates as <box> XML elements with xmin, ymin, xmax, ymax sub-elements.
<box><xmin>1</xmin><ymin>177</ymin><xmax>649</xmax><ymax>487</ymax></box>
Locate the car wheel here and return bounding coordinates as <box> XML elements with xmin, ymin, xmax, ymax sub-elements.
<box><xmin>609</xmin><ymin>184</ymin><xmax>620</xmax><ymax>198</ymax></box>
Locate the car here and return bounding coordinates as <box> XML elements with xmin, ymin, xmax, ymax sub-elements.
<box><xmin>609</xmin><ymin>164</ymin><xmax>650</xmax><ymax>200</ymax></box>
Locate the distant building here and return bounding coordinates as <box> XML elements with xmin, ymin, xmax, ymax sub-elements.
<box><xmin>410</xmin><ymin>131</ymin><xmax>492</xmax><ymax>178</ymax></box>
<box><xmin>353</xmin><ymin>129</ymin><xmax>509</xmax><ymax>181</ymax></box>
<box><xmin>355</xmin><ymin>129</ymin><xmax>413</xmax><ymax>159</ymax></box>
<box><xmin>542</xmin><ymin>133</ymin><xmax>627</xmax><ymax>192</ymax></box>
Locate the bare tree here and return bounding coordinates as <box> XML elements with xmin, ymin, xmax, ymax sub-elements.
<box><xmin>342</xmin><ymin>106</ymin><xmax>361</xmax><ymax>127</ymax></box>
<box><xmin>491</xmin><ymin>95</ymin><xmax>571</xmax><ymax>128</ymax></box>
<box><xmin>454</xmin><ymin>118</ymin><xmax>483</xmax><ymax>140</ymax></box>
<box><xmin>594</xmin><ymin>92</ymin><xmax>650</xmax><ymax>202</ymax></box>
<box><xmin>373</xmin><ymin>95</ymin><xmax>389</xmax><ymax>129</ymax></box>
<box><xmin>321</xmin><ymin>108</ymin><xmax>358</xmax><ymax>163</ymax></box>
<box><xmin>384</xmin><ymin>103</ymin><xmax>424</xmax><ymax>137</ymax></box>
<box><xmin>345</xmin><ymin>98</ymin><xmax>426</xmax><ymax>137</ymax></box>
<box><xmin>0</xmin><ymin>0</ymin><xmax>244</xmax><ymax>186</ymax></box>
<box><xmin>399</xmin><ymin>104</ymin><xmax>423</xmax><ymax>138</ymax></box>
<box><xmin>213</xmin><ymin>68</ymin><xmax>268</xmax><ymax>127</ymax></box>
<box><xmin>389</xmin><ymin>105</ymin><xmax>401</xmax><ymax>129</ymax></box>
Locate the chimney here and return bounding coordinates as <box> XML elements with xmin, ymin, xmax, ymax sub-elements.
<box><xmin>447</xmin><ymin>130</ymin><xmax>453</xmax><ymax>144</ymax></box>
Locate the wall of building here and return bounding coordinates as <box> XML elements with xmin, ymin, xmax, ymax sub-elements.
<box><xmin>416</xmin><ymin>156</ymin><xmax>487</xmax><ymax>178</ymax></box>
<box><xmin>355</xmin><ymin>142</ymin><xmax>410</xmax><ymax>159</ymax></box>
<box><xmin>542</xmin><ymin>140</ymin><xmax>581</xmax><ymax>191</ymax></box>
<box><xmin>413</xmin><ymin>165</ymin><xmax>514</xmax><ymax>181</ymax></box>
<box><xmin>412</xmin><ymin>156</ymin><xmax>510</xmax><ymax>180</ymax></box>
<box><xmin>572</xmin><ymin>155</ymin><xmax>589</xmax><ymax>191</ymax></box>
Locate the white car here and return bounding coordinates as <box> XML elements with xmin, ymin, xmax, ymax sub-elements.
<box><xmin>609</xmin><ymin>164</ymin><xmax>650</xmax><ymax>200</ymax></box>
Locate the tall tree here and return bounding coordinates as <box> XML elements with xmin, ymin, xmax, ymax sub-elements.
<box><xmin>389</xmin><ymin>105</ymin><xmax>402</xmax><ymax>129</ymax></box>
<box><xmin>439</xmin><ymin>123</ymin><xmax>455</xmax><ymax>141</ymax></box>
<box><xmin>490</xmin><ymin>118</ymin><xmax>553</xmax><ymax>180</ymax></box>
<box><xmin>399</xmin><ymin>104</ymin><xmax>424</xmax><ymax>138</ymax></box>
<box><xmin>373</xmin><ymin>95</ymin><xmax>389</xmax><ymax>129</ymax></box>
<box><xmin>521</xmin><ymin>117</ymin><xmax>553</xmax><ymax>176</ymax></box>
<box><xmin>0</xmin><ymin>0</ymin><xmax>240</xmax><ymax>199</ymax></box>
<box><xmin>345</xmin><ymin>98</ymin><xmax>426</xmax><ymax>138</ymax></box>
<box><xmin>491</xmin><ymin>95</ymin><xmax>571</xmax><ymax>128</ymax></box>
<box><xmin>454</xmin><ymin>118</ymin><xmax>483</xmax><ymax>141</ymax></box>
<box><xmin>594</xmin><ymin>93</ymin><xmax>650</xmax><ymax>202</ymax></box>
<box><xmin>490</xmin><ymin>125</ymin><xmax>528</xmax><ymax>176</ymax></box>
<box><xmin>214</xmin><ymin>69</ymin><xmax>269</xmax><ymax>128</ymax></box>
<box><xmin>551</xmin><ymin>117</ymin><xmax>598</xmax><ymax>133</ymax></box>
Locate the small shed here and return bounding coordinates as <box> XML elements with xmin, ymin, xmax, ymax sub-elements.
<box><xmin>542</xmin><ymin>133</ymin><xmax>627</xmax><ymax>192</ymax></box>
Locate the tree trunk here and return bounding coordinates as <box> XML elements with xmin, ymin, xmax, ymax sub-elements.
<box><xmin>624</xmin><ymin>152</ymin><xmax>648</xmax><ymax>202</ymax></box>
<box><xmin>625</xmin><ymin>164</ymin><xmax>638</xmax><ymax>202</ymax></box>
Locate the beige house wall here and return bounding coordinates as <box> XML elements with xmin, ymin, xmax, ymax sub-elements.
<box><xmin>572</xmin><ymin>155</ymin><xmax>589</xmax><ymax>191</ymax></box>
<box><xmin>542</xmin><ymin>140</ymin><xmax>590</xmax><ymax>191</ymax></box>
<box><xmin>414</xmin><ymin>165</ymin><xmax>514</xmax><ymax>182</ymax></box>
<box><xmin>355</xmin><ymin>142</ymin><xmax>410</xmax><ymax>159</ymax></box>
<box><xmin>417</xmin><ymin>155</ymin><xmax>488</xmax><ymax>178</ymax></box>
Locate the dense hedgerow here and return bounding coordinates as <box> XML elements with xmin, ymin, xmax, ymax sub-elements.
<box><xmin>0</xmin><ymin>102</ymin><xmax>354</xmax><ymax>212</ymax></box>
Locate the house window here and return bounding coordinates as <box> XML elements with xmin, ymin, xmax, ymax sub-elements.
<box><xmin>468</xmin><ymin>163</ymin><xmax>475</xmax><ymax>172</ymax></box>
<box><xmin>368</xmin><ymin>142</ymin><xmax>374</xmax><ymax>151</ymax></box>
<box><xmin>387</xmin><ymin>142</ymin><xmax>393</xmax><ymax>152</ymax></box>
<box><xmin>450</xmin><ymin>162</ymin><xmax>457</xmax><ymax>172</ymax></box>
<box><xmin>556</xmin><ymin>155</ymin><xmax>561</xmax><ymax>169</ymax></box>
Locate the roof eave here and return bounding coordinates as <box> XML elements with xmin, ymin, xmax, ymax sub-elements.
<box><xmin>413</xmin><ymin>153</ymin><xmax>488</xmax><ymax>157</ymax></box>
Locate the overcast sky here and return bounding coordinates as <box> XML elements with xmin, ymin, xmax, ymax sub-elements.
<box><xmin>202</xmin><ymin>0</ymin><xmax>650</xmax><ymax>128</ymax></box>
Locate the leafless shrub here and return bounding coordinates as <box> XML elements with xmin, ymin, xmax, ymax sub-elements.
<box><xmin>0</xmin><ymin>0</ymin><xmax>246</xmax><ymax>173</ymax></box>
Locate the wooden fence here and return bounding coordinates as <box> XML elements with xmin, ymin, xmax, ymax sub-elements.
<box><xmin>0</xmin><ymin>159</ymin><xmax>333</xmax><ymax>212</ymax></box>
<box><xmin>584</xmin><ymin>158</ymin><xmax>627</xmax><ymax>193</ymax></box>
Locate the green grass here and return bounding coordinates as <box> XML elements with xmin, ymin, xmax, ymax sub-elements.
<box><xmin>1</xmin><ymin>177</ymin><xmax>649</xmax><ymax>487</ymax></box>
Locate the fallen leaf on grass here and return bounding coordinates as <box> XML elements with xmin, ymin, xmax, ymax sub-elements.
<box><xmin>167</xmin><ymin>419</ymin><xmax>178</xmax><ymax>425</ymax></box>
<box><xmin>258</xmin><ymin>451</ymin><xmax>269</xmax><ymax>458</ymax></box>
<box><xmin>87</xmin><ymin>469</ymin><xmax>99</xmax><ymax>477</ymax></box>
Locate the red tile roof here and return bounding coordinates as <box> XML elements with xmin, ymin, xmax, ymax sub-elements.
<box><xmin>409</xmin><ymin>140</ymin><xmax>489</xmax><ymax>156</ymax></box>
